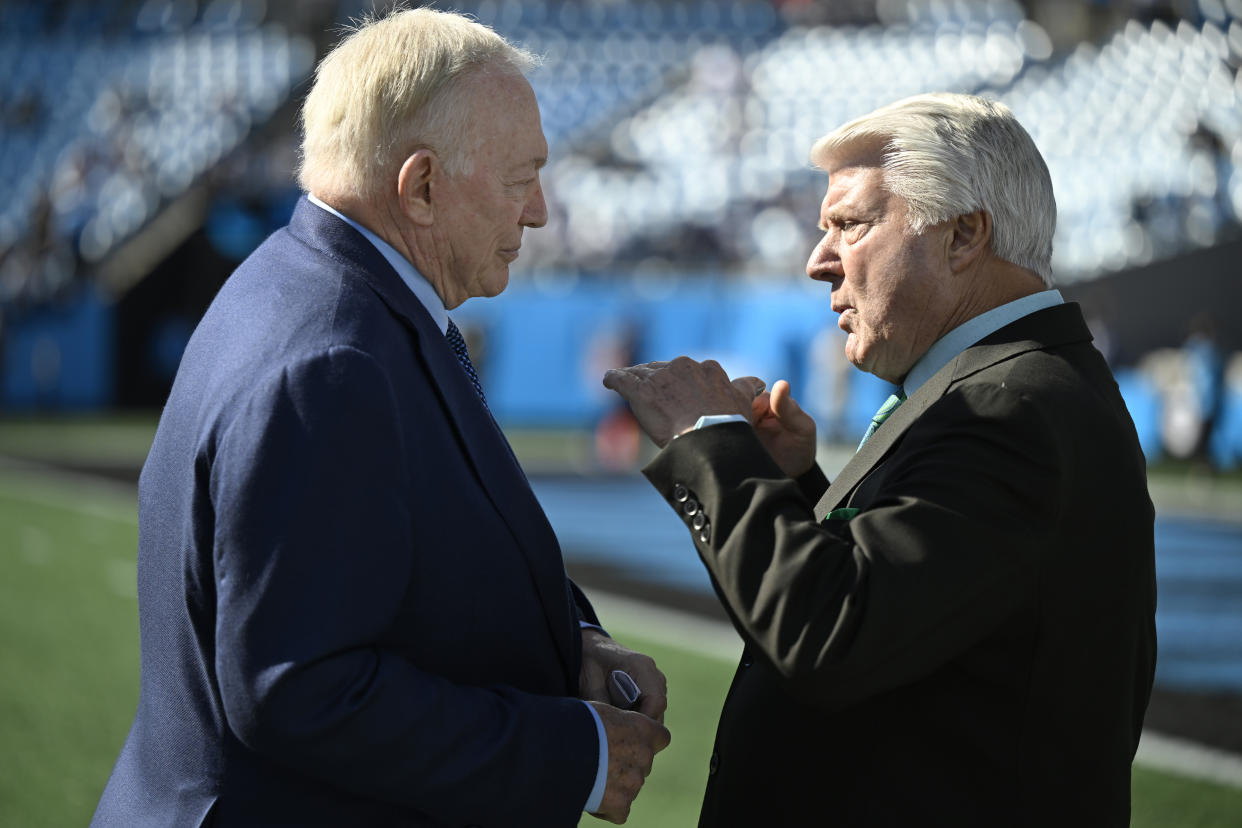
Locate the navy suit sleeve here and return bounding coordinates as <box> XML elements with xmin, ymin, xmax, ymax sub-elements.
<box><xmin>569</xmin><ymin>580</ymin><xmax>601</xmax><ymax>627</ymax></box>
<box><xmin>209</xmin><ymin>344</ymin><xmax>597</xmax><ymax>825</ymax></box>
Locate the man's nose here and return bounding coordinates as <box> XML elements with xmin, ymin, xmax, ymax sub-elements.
<box><xmin>805</xmin><ymin>235</ymin><xmax>839</xmax><ymax>284</ymax></box>
<box><xmin>522</xmin><ymin>181</ymin><xmax>548</xmax><ymax>228</ymax></box>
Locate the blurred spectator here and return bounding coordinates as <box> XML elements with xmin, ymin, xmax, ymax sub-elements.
<box><xmin>587</xmin><ymin>321</ymin><xmax>643</xmax><ymax>470</ymax></box>
<box><xmin>1185</xmin><ymin>312</ymin><xmax>1228</xmax><ymax>471</ymax></box>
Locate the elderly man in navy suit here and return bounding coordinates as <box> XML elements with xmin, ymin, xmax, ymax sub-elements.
<box><xmin>92</xmin><ymin>9</ymin><xmax>668</xmax><ymax>826</ymax></box>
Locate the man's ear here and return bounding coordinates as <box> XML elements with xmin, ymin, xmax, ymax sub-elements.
<box><xmin>947</xmin><ymin>209</ymin><xmax>991</xmax><ymax>273</ymax></box>
<box><xmin>397</xmin><ymin>150</ymin><xmax>437</xmax><ymax>226</ymax></box>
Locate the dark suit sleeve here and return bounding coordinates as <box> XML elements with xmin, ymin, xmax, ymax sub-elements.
<box><xmin>209</xmin><ymin>345</ymin><xmax>597</xmax><ymax>825</ymax></box>
<box><xmin>643</xmin><ymin>384</ymin><xmax>1061</xmax><ymax>707</ymax></box>
<box><xmin>569</xmin><ymin>580</ymin><xmax>602</xmax><ymax>627</ymax></box>
<box><xmin>793</xmin><ymin>462</ymin><xmax>830</xmax><ymax>504</ymax></box>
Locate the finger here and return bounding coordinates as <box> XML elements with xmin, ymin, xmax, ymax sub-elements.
<box><xmin>637</xmin><ymin>691</ymin><xmax>667</xmax><ymax>722</ymax></box>
<box><xmin>652</xmin><ymin>721</ymin><xmax>672</xmax><ymax>752</ymax></box>
<box><xmin>770</xmin><ymin>380</ymin><xmax>809</xmax><ymax>423</ymax></box>
<box><xmin>602</xmin><ymin>368</ymin><xmax>640</xmax><ymax>392</ymax></box>
<box><xmin>751</xmin><ymin>390</ymin><xmax>773</xmax><ymax>421</ymax></box>
<box><xmin>769</xmin><ymin>379</ymin><xmax>793</xmax><ymax>414</ymax></box>
<box><xmin>732</xmin><ymin>375</ymin><xmax>766</xmax><ymax>399</ymax></box>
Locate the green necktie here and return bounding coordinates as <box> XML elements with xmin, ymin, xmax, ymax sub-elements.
<box><xmin>857</xmin><ymin>391</ymin><xmax>906</xmax><ymax>451</ymax></box>
<box><xmin>825</xmin><ymin>391</ymin><xmax>909</xmax><ymax>523</ymax></box>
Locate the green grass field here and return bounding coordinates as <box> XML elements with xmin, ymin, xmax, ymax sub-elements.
<box><xmin>2</xmin><ymin>457</ymin><xmax>1242</xmax><ymax>826</ymax></box>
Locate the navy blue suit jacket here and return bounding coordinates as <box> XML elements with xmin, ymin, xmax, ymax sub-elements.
<box><xmin>93</xmin><ymin>198</ymin><xmax>600</xmax><ymax>827</ymax></box>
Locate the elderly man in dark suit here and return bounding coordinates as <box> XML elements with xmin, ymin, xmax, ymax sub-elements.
<box><xmin>92</xmin><ymin>9</ymin><xmax>668</xmax><ymax>827</ymax></box>
<box><xmin>605</xmin><ymin>93</ymin><xmax>1155</xmax><ymax>827</ymax></box>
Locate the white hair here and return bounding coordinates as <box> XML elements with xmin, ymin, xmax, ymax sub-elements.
<box><xmin>810</xmin><ymin>93</ymin><xmax>1056</xmax><ymax>285</ymax></box>
<box><xmin>299</xmin><ymin>7</ymin><xmax>539</xmax><ymax>201</ymax></box>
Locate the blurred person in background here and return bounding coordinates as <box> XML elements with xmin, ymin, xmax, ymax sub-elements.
<box><xmin>92</xmin><ymin>9</ymin><xmax>668</xmax><ymax>827</ymax></box>
<box><xmin>1185</xmin><ymin>311</ymin><xmax>1227</xmax><ymax>473</ymax></box>
<box><xmin>605</xmin><ymin>93</ymin><xmax>1155</xmax><ymax>827</ymax></box>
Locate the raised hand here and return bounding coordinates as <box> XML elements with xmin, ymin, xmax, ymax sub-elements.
<box><xmin>602</xmin><ymin>357</ymin><xmax>765</xmax><ymax>448</ymax></box>
<box><xmin>751</xmin><ymin>379</ymin><xmax>818</xmax><ymax>477</ymax></box>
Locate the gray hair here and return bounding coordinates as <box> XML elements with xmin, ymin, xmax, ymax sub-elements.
<box><xmin>810</xmin><ymin>93</ymin><xmax>1056</xmax><ymax>285</ymax></box>
<box><xmin>299</xmin><ymin>7</ymin><xmax>539</xmax><ymax>201</ymax></box>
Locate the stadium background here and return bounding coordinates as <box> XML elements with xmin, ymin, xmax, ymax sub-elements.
<box><xmin>2</xmin><ymin>0</ymin><xmax>1241</xmax><ymax>825</ymax></box>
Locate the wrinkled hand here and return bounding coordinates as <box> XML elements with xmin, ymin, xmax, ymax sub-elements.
<box><xmin>602</xmin><ymin>357</ymin><xmax>766</xmax><ymax>448</ymax></box>
<box><xmin>751</xmin><ymin>379</ymin><xmax>818</xmax><ymax>477</ymax></box>
<box><xmin>586</xmin><ymin>702</ymin><xmax>671</xmax><ymax>824</ymax></box>
<box><xmin>580</xmin><ymin>628</ymin><xmax>668</xmax><ymax>723</ymax></box>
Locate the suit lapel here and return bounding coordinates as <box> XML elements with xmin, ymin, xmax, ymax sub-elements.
<box><xmin>410</xmin><ymin>315</ymin><xmax>580</xmax><ymax>682</ymax></box>
<box><xmin>815</xmin><ymin>368</ymin><xmax>951</xmax><ymax>519</ymax></box>
<box><xmin>814</xmin><ymin>303</ymin><xmax>1094</xmax><ymax>520</ymax></box>
<box><xmin>287</xmin><ymin>198</ymin><xmax>579</xmax><ymax>681</ymax></box>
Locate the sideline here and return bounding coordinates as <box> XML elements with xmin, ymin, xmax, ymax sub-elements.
<box><xmin>589</xmin><ymin>589</ymin><xmax>1242</xmax><ymax>791</ymax></box>
<box><xmin>0</xmin><ymin>455</ymin><xmax>138</xmax><ymax>524</ymax></box>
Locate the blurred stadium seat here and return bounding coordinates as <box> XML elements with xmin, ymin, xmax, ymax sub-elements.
<box><xmin>0</xmin><ymin>0</ymin><xmax>313</xmax><ymax>306</ymax></box>
<box><xmin>1</xmin><ymin>0</ymin><xmax>1240</xmax><ymax>466</ymax></box>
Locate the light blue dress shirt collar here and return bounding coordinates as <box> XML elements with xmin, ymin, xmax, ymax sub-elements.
<box><xmin>307</xmin><ymin>194</ymin><xmax>450</xmax><ymax>335</ymax></box>
<box><xmin>902</xmin><ymin>289</ymin><xmax>1064</xmax><ymax>396</ymax></box>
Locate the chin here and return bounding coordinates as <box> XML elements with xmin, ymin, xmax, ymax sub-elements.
<box><xmin>483</xmin><ymin>270</ymin><xmax>510</xmax><ymax>298</ymax></box>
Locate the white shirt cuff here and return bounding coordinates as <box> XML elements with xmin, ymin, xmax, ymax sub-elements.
<box><xmin>582</xmin><ymin>701</ymin><xmax>608</xmax><ymax>813</ymax></box>
<box><xmin>691</xmin><ymin>414</ymin><xmax>748</xmax><ymax>431</ymax></box>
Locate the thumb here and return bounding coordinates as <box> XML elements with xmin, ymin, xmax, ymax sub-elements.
<box><xmin>770</xmin><ymin>380</ymin><xmax>815</xmax><ymax>433</ymax></box>
<box><xmin>769</xmin><ymin>380</ymin><xmax>800</xmax><ymax>417</ymax></box>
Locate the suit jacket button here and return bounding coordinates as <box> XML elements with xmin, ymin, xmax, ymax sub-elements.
<box><xmin>692</xmin><ymin>512</ymin><xmax>707</xmax><ymax>530</ymax></box>
<box><xmin>741</xmin><ymin>652</ymin><xmax>752</xmax><ymax>668</ymax></box>
<box><xmin>673</xmin><ymin>484</ymin><xmax>689</xmax><ymax>502</ymax></box>
<box><xmin>709</xmin><ymin>751</ymin><xmax>720</xmax><ymax>776</ymax></box>
<box><xmin>683</xmin><ymin>498</ymin><xmax>699</xmax><ymax>516</ymax></box>
<box><xmin>698</xmin><ymin>523</ymin><xmax>710</xmax><ymax>543</ymax></box>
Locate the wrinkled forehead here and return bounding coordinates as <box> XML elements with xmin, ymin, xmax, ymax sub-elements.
<box><xmin>461</xmin><ymin>70</ymin><xmax>548</xmax><ymax>166</ymax></box>
<box><xmin>813</xmin><ymin>131</ymin><xmax>889</xmax><ymax>175</ymax></box>
<box><xmin>821</xmin><ymin>163</ymin><xmax>889</xmax><ymax>211</ymax></box>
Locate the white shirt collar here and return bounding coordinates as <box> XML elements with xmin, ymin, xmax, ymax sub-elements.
<box><xmin>902</xmin><ymin>289</ymin><xmax>1064</xmax><ymax>396</ymax></box>
<box><xmin>306</xmin><ymin>193</ymin><xmax>449</xmax><ymax>334</ymax></box>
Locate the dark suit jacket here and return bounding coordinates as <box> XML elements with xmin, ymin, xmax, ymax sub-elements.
<box><xmin>644</xmin><ymin>303</ymin><xmax>1157</xmax><ymax>827</ymax></box>
<box><xmin>93</xmin><ymin>198</ymin><xmax>599</xmax><ymax>827</ymax></box>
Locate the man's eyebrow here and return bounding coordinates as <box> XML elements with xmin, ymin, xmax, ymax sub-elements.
<box><xmin>818</xmin><ymin>204</ymin><xmax>853</xmax><ymax>230</ymax></box>
<box><xmin>507</xmin><ymin>156</ymin><xmax>547</xmax><ymax>177</ymax></box>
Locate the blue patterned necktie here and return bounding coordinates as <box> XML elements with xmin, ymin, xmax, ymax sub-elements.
<box><xmin>857</xmin><ymin>390</ymin><xmax>906</xmax><ymax>451</ymax></box>
<box><xmin>445</xmin><ymin>319</ymin><xmax>487</xmax><ymax>407</ymax></box>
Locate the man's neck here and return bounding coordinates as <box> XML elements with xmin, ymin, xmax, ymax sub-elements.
<box><xmin>306</xmin><ymin>193</ymin><xmax>452</xmax><ymax>333</ymax></box>
<box><xmin>311</xmin><ymin>191</ymin><xmax>455</xmax><ymax>307</ymax></box>
<box><xmin>942</xmin><ymin>258</ymin><xmax>1047</xmax><ymax>335</ymax></box>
